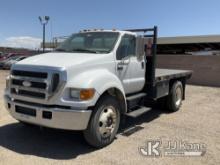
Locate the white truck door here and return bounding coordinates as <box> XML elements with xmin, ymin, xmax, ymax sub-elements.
<box><xmin>129</xmin><ymin>55</ymin><xmax>145</xmax><ymax>93</ymax></box>
<box><xmin>116</xmin><ymin>34</ymin><xmax>145</xmax><ymax>94</ymax></box>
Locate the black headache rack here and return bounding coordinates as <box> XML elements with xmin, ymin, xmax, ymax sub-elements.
<box><xmin>126</xmin><ymin>26</ymin><xmax>158</xmax><ymax>98</ymax></box>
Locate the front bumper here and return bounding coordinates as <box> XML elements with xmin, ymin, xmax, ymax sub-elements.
<box><xmin>4</xmin><ymin>95</ymin><xmax>92</xmax><ymax>130</ymax></box>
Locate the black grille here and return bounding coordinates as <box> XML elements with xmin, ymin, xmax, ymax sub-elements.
<box><xmin>12</xmin><ymin>70</ymin><xmax>48</xmax><ymax>78</ymax></box>
<box><xmin>11</xmin><ymin>88</ymin><xmax>46</xmax><ymax>99</ymax></box>
<box><xmin>10</xmin><ymin>69</ymin><xmax>62</xmax><ymax>101</ymax></box>
<box><xmin>12</xmin><ymin>79</ymin><xmax>47</xmax><ymax>89</ymax></box>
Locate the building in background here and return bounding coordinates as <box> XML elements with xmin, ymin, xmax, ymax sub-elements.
<box><xmin>157</xmin><ymin>35</ymin><xmax>220</xmax><ymax>55</ymax></box>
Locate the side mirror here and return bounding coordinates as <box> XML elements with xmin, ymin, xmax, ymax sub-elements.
<box><xmin>136</xmin><ymin>36</ymin><xmax>145</xmax><ymax>60</ymax></box>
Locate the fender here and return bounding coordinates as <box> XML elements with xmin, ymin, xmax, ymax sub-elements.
<box><xmin>66</xmin><ymin>69</ymin><xmax>127</xmax><ymax>111</ymax></box>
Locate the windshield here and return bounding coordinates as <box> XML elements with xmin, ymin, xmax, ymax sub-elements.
<box><xmin>56</xmin><ymin>32</ymin><xmax>119</xmax><ymax>54</ymax></box>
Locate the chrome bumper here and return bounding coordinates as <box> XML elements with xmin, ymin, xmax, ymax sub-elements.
<box><xmin>4</xmin><ymin>95</ymin><xmax>92</xmax><ymax>130</ymax></box>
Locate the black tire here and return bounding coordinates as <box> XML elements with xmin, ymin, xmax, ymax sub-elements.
<box><xmin>83</xmin><ymin>94</ymin><xmax>121</xmax><ymax>148</ymax></box>
<box><xmin>166</xmin><ymin>81</ymin><xmax>183</xmax><ymax>112</ymax></box>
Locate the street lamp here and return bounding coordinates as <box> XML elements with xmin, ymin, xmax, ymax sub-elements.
<box><xmin>38</xmin><ymin>16</ymin><xmax>50</xmax><ymax>52</ymax></box>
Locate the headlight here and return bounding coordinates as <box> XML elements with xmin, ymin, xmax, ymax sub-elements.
<box><xmin>6</xmin><ymin>76</ymin><xmax>10</xmax><ymax>89</ymax></box>
<box><xmin>70</xmin><ymin>88</ymin><xmax>95</xmax><ymax>101</ymax></box>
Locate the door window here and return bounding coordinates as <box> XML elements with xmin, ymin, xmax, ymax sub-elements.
<box><xmin>116</xmin><ymin>35</ymin><xmax>136</xmax><ymax>60</ymax></box>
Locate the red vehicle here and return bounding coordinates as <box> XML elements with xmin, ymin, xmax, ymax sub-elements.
<box><xmin>0</xmin><ymin>53</ymin><xmax>28</xmax><ymax>62</ymax></box>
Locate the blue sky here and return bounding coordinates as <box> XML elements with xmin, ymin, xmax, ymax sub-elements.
<box><xmin>0</xmin><ymin>0</ymin><xmax>220</xmax><ymax>49</ymax></box>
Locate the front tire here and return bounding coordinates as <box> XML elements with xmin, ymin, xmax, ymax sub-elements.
<box><xmin>83</xmin><ymin>94</ymin><xmax>120</xmax><ymax>148</ymax></box>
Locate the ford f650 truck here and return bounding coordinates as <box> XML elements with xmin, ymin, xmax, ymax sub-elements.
<box><xmin>4</xmin><ymin>27</ymin><xmax>192</xmax><ymax>148</ymax></box>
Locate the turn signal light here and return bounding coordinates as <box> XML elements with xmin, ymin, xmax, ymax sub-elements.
<box><xmin>80</xmin><ymin>89</ymin><xmax>95</xmax><ymax>100</ymax></box>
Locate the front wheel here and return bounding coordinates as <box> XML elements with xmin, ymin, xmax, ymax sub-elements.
<box><xmin>83</xmin><ymin>95</ymin><xmax>120</xmax><ymax>148</ymax></box>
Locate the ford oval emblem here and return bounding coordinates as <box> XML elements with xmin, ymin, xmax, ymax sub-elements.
<box><xmin>22</xmin><ymin>81</ymin><xmax>31</xmax><ymax>87</ymax></box>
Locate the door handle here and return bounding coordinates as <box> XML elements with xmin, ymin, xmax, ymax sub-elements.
<box><xmin>117</xmin><ymin>64</ymin><xmax>124</xmax><ymax>70</ymax></box>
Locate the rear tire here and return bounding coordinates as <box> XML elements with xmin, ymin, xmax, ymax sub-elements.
<box><xmin>166</xmin><ymin>81</ymin><xmax>183</xmax><ymax>112</ymax></box>
<box><xmin>83</xmin><ymin>94</ymin><xmax>120</xmax><ymax>148</ymax></box>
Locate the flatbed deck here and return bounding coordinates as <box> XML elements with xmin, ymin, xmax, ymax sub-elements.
<box><xmin>155</xmin><ymin>69</ymin><xmax>192</xmax><ymax>82</ymax></box>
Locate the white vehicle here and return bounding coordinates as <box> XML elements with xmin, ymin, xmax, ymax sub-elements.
<box><xmin>4</xmin><ymin>27</ymin><xmax>192</xmax><ymax>148</ymax></box>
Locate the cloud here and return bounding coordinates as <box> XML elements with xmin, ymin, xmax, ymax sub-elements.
<box><xmin>0</xmin><ymin>36</ymin><xmax>42</xmax><ymax>50</ymax></box>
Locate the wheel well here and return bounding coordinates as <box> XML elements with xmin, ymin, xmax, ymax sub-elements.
<box><xmin>98</xmin><ymin>88</ymin><xmax>127</xmax><ymax>114</ymax></box>
<box><xmin>169</xmin><ymin>78</ymin><xmax>186</xmax><ymax>100</ymax></box>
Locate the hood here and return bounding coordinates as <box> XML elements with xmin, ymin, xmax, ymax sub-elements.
<box><xmin>16</xmin><ymin>52</ymin><xmax>107</xmax><ymax>69</ymax></box>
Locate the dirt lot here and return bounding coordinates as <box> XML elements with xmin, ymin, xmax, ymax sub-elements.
<box><xmin>0</xmin><ymin>70</ymin><xmax>219</xmax><ymax>165</ymax></box>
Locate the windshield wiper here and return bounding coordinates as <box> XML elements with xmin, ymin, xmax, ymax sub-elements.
<box><xmin>72</xmin><ymin>48</ymin><xmax>98</xmax><ymax>53</ymax></box>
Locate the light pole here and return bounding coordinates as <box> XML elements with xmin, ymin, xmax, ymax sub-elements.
<box><xmin>39</xmin><ymin>16</ymin><xmax>50</xmax><ymax>52</ymax></box>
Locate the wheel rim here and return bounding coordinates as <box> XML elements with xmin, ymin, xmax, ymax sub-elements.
<box><xmin>98</xmin><ymin>106</ymin><xmax>117</xmax><ymax>138</ymax></box>
<box><xmin>175</xmin><ymin>87</ymin><xmax>182</xmax><ymax>106</ymax></box>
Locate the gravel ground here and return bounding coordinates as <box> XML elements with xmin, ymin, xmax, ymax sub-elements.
<box><xmin>0</xmin><ymin>70</ymin><xmax>219</xmax><ymax>165</ymax></box>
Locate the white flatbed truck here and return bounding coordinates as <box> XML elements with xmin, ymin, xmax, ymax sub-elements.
<box><xmin>4</xmin><ymin>26</ymin><xmax>192</xmax><ymax>148</ymax></box>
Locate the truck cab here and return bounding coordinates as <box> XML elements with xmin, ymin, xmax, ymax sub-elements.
<box><xmin>4</xmin><ymin>27</ymin><xmax>192</xmax><ymax>148</ymax></box>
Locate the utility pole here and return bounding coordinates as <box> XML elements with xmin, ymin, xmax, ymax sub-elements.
<box><xmin>38</xmin><ymin>16</ymin><xmax>50</xmax><ymax>52</ymax></box>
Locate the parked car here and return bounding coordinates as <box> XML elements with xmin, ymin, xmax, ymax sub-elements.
<box><xmin>2</xmin><ymin>56</ymin><xmax>27</xmax><ymax>69</ymax></box>
<box><xmin>0</xmin><ymin>53</ymin><xmax>21</xmax><ymax>62</ymax></box>
<box><xmin>0</xmin><ymin>56</ymin><xmax>17</xmax><ymax>68</ymax></box>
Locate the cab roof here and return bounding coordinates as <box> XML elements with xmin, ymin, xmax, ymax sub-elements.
<box><xmin>79</xmin><ymin>29</ymin><xmax>137</xmax><ymax>36</ymax></box>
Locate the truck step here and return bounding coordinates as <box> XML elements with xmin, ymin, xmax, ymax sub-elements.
<box><xmin>126</xmin><ymin>93</ymin><xmax>147</xmax><ymax>110</ymax></box>
<box><xmin>126</xmin><ymin>93</ymin><xmax>147</xmax><ymax>101</ymax></box>
<box><xmin>125</xmin><ymin>106</ymin><xmax>152</xmax><ymax>118</ymax></box>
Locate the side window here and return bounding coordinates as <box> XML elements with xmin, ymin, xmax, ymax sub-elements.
<box><xmin>116</xmin><ymin>35</ymin><xmax>136</xmax><ymax>60</ymax></box>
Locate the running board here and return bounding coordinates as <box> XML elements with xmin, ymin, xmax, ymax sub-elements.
<box><xmin>125</xmin><ymin>107</ymin><xmax>152</xmax><ymax>118</ymax></box>
<box><xmin>126</xmin><ymin>93</ymin><xmax>147</xmax><ymax>110</ymax></box>
<box><xmin>126</xmin><ymin>93</ymin><xmax>147</xmax><ymax>101</ymax></box>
